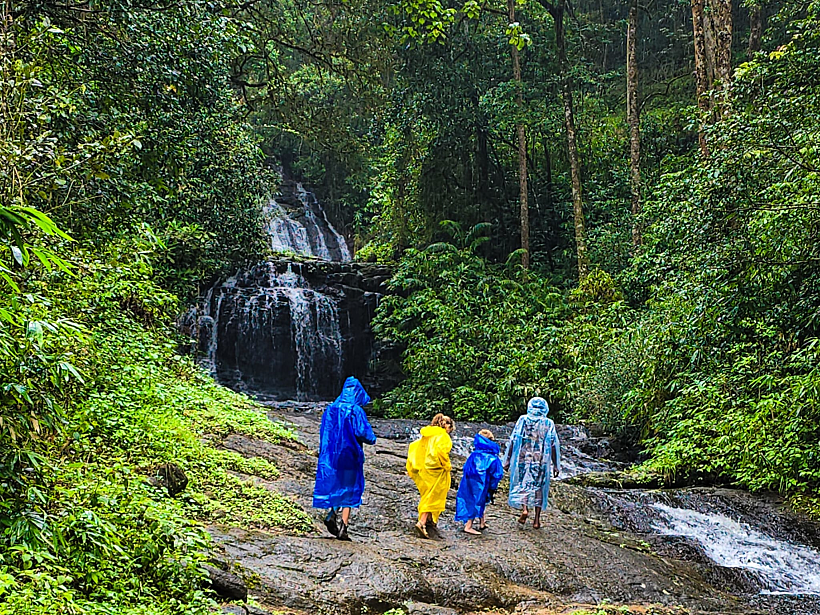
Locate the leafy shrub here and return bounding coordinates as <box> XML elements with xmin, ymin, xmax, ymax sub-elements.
<box><xmin>374</xmin><ymin>245</ymin><xmax>567</xmax><ymax>421</ymax></box>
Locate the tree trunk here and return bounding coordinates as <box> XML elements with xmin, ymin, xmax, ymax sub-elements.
<box><xmin>691</xmin><ymin>0</ymin><xmax>710</xmax><ymax>155</ymax></box>
<box><xmin>509</xmin><ymin>0</ymin><xmax>530</xmax><ymax>269</ymax></box>
<box><xmin>626</xmin><ymin>0</ymin><xmax>641</xmax><ymax>246</ymax></box>
<box><xmin>748</xmin><ymin>4</ymin><xmax>763</xmax><ymax>56</ymax></box>
<box><xmin>711</xmin><ymin>0</ymin><xmax>733</xmax><ymax>113</ymax></box>
<box><xmin>550</xmin><ymin>0</ymin><xmax>589</xmax><ymax>277</ymax></box>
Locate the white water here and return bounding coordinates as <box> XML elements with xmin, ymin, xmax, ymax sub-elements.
<box><xmin>287</xmin><ymin>284</ymin><xmax>343</xmax><ymax>401</ymax></box>
<box><xmin>268</xmin><ymin>201</ymin><xmax>315</xmax><ymax>257</ymax></box>
<box><xmin>265</xmin><ymin>184</ymin><xmax>351</xmax><ymax>262</ymax></box>
<box><xmin>651</xmin><ymin>504</ymin><xmax>820</xmax><ymax>595</ymax></box>
<box><xmin>295</xmin><ymin>183</ymin><xmax>352</xmax><ymax>261</ymax></box>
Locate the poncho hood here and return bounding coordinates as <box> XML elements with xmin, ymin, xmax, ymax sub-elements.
<box><xmin>337</xmin><ymin>376</ymin><xmax>371</xmax><ymax>408</ymax></box>
<box><xmin>420</xmin><ymin>425</ymin><xmax>448</xmax><ymax>438</ymax></box>
<box><xmin>473</xmin><ymin>433</ymin><xmax>500</xmax><ymax>455</ymax></box>
<box><xmin>527</xmin><ymin>396</ymin><xmax>550</xmax><ymax>418</ymax></box>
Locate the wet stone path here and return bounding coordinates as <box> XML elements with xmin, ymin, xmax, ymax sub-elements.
<box><xmin>210</xmin><ymin>403</ymin><xmax>818</xmax><ymax>615</ymax></box>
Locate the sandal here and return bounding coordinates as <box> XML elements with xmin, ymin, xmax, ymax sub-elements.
<box><xmin>414</xmin><ymin>522</ymin><xmax>429</xmax><ymax>539</ymax></box>
<box><xmin>337</xmin><ymin>522</ymin><xmax>352</xmax><ymax>541</ymax></box>
<box><xmin>464</xmin><ymin>527</ymin><xmax>482</xmax><ymax>535</ymax></box>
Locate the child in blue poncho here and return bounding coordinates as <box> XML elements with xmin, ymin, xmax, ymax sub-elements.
<box><xmin>455</xmin><ymin>429</ymin><xmax>504</xmax><ymax>535</ymax></box>
<box><xmin>313</xmin><ymin>376</ymin><xmax>376</xmax><ymax>541</ymax></box>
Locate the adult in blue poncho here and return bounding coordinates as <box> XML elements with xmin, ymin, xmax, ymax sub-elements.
<box><xmin>313</xmin><ymin>376</ymin><xmax>376</xmax><ymax>541</ymax></box>
<box><xmin>503</xmin><ymin>397</ymin><xmax>561</xmax><ymax>529</ymax></box>
<box><xmin>455</xmin><ymin>430</ymin><xmax>504</xmax><ymax>535</ymax></box>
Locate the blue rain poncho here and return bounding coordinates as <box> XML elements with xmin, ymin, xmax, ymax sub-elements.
<box><xmin>312</xmin><ymin>377</ymin><xmax>377</xmax><ymax>509</ymax></box>
<box><xmin>455</xmin><ymin>434</ymin><xmax>504</xmax><ymax>522</ymax></box>
<box><xmin>503</xmin><ymin>397</ymin><xmax>561</xmax><ymax>510</ymax></box>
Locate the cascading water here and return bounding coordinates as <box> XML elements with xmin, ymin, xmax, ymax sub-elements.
<box><xmin>650</xmin><ymin>503</ymin><xmax>820</xmax><ymax>595</ymax></box>
<box><xmin>553</xmin><ymin>479</ymin><xmax>820</xmax><ymax>604</ymax></box>
<box><xmin>186</xmin><ymin>180</ymin><xmax>391</xmax><ymax>401</ymax></box>
<box><xmin>265</xmin><ymin>181</ymin><xmax>352</xmax><ymax>262</ymax></box>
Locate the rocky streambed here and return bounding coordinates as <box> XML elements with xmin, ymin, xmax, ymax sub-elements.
<box><xmin>210</xmin><ymin>403</ymin><xmax>820</xmax><ymax>615</ymax></box>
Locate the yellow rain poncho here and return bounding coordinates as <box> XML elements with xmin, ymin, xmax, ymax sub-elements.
<box><xmin>406</xmin><ymin>425</ymin><xmax>452</xmax><ymax>523</ymax></box>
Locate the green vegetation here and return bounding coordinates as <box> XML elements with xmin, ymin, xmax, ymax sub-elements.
<box><xmin>1</xmin><ymin>0</ymin><xmax>308</xmax><ymax>611</ymax></box>
<box><xmin>0</xmin><ymin>247</ymin><xmax>309</xmax><ymax>614</ymax></box>
<box><xmin>366</xmin><ymin>0</ymin><xmax>820</xmax><ymax>510</ymax></box>
<box><xmin>3</xmin><ymin>0</ymin><xmax>820</xmax><ymax>609</ymax></box>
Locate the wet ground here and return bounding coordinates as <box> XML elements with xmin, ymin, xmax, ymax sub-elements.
<box><xmin>210</xmin><ymin>402</ymin><xmax>820</xmax><ymax>615</ymax></box>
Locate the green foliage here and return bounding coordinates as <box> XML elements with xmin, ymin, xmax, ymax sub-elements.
<box><xmin>566</xmin><ymin>2</ymin><xmax>820</xmax><ymax>495</ymax></box>
<box><xmin>373</xmin><ymin>1</ymin><xmax>820</xmax><ymax>511</ymax></box>
<box><xmin>374</xmin><ymin>245</ymin><xmax>567</xmax><ymax>421</ymax></box>
<box><xmin>0</xmin><ymin>247</ymin><xmax>309</xmax><ymax>614</ymax></box>
<box><xmin>4</xmin><ymin>3</ymin><xmax>271</xmax><ymax>296</ymax></box>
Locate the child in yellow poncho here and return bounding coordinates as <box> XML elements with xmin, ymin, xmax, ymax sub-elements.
<box><xmin>406</xmin><ymin>413</ymin><xmax>455</xmax><ymax>539</ymax></box>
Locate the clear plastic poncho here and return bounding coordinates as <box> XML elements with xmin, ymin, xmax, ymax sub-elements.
<box><xmin>312</xmin><ymin>377</ymin><xmax>377</xmax><ymax>509</ymax></box>
<box><xmin>503</xmin><ymin>397</ymin><xmax>561</xmax><ymax>510</ymax></box>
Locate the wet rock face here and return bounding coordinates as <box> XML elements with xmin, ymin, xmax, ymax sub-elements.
<box><xmin>184</xmin><ymin>260</ymin><xmax>400</xmax><ymax>401</ymax></box>
<box><xmin>208</xmin><ymin>406</ymin><xmax>820</xmax><ymax>615</ymax></box>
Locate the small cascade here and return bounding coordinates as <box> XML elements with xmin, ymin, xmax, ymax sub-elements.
<box><xmin>196</xmin><ymin>263</ymin><xmax>348</xmax><ymax>401</ymax></box>
<box><xmin>553</xmin><ymin>483</ymin><xmax>820</xmax><ymax>602</ymax></box>
<box><xmin>265</xmin><ymin>181</ymin><xmax>351</xmax><ymax>261</ymax></box>
<box><xmin>650</xmin><ymin>503</ymin><xmax>820</xmax><ymax>595</ymax></box>
<box><xmin>189</xmin><ymin>259</ymin><xmax>391</xmax><ymax>401</ymax></box>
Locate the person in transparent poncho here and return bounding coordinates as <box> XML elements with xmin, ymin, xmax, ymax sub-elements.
<box><xmin>502</xmin><ymin>397</ymin><xmax>561</xmax><ymax>529</ymax></box>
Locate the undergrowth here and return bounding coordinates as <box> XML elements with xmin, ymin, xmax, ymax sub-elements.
<box><xmin>0</xmin><ymin>247</ymin><xmax>311</xmax><ymax>615</ymax></box>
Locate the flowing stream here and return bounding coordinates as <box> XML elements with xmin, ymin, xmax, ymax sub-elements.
<box><xmin>650</xmin><ymin>503</ymin><xmax>820</xmax><ymax>595</ymax></box>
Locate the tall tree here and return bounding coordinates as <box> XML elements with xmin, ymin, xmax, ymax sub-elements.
<box><xmin>711</xmin><ymin>0</ymin><xmax>733</xmax><ymax>112</ymax></box>
<box><xmin>508</xmin><ymin>0</ymin><xmax>530</xmax><ymax>268</ymax></box>
<box><xmin>691</xmin><ymin>0</ymin><xmax>710</xmax><ymax>155</ymax></box>
<box><xmin>748</xmin><ymin>3</ymin><xmax>763</xmax><ymax>56</ymax></box>
<box><xmin>537</xmin><ymin>0</ymin><xmax>589</xmax><ymax>277</ymax></box>
<box><xmin>626</xmin><ymin>0</ymin><xmax>641</xmax><ymax>246</ymax></box>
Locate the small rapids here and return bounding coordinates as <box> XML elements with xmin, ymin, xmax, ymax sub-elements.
<box><xmin>650</xmin><ymin>503</ymin><xmax>820</xmax><ymax>596</ymax></box>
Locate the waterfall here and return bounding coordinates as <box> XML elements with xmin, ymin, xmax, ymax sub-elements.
<box><xmin>189</xmin><ymin>179</ymin><xmax>391</xmax><ymax>401</ymax></box>
<box><xmin>265</xmin><ymin>181</ymin><xmax>351</xmax><ymax>262</ymax></box>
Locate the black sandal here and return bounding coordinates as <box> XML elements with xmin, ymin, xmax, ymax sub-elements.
<box><xmin>337</xmin><ymin>522</ymin><xmax>352</xmax><ymax>541</ymax></box>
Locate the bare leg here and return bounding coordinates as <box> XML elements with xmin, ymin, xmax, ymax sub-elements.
<box><xmin>533</xmin><ymin>507</ymin><xmax>542</xmax><ymax>529</ymax></box>
<box><xmin>340</xmin><ymin>507</ymin><xmax>351</xmax><ymax>525</ymax></box>
<box><xmin>464</xmin><ymin>519</ymin><xmax>481</xmax><ymax>535</ymax></box>
<box><xmin>517</xmin><ymin>505</ymin><xmax>529</xmax><ymax>525</ymax></box>
<box><xmin>479</xmin><ymin>515</ymin><xmax>487</xmax><ymax>530</ymax></box>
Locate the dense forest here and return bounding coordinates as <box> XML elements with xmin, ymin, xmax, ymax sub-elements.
<box><xmin>2</xmin><ymin>0</ymin><xmax>819</xmax><ymax>609</ymax></box>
